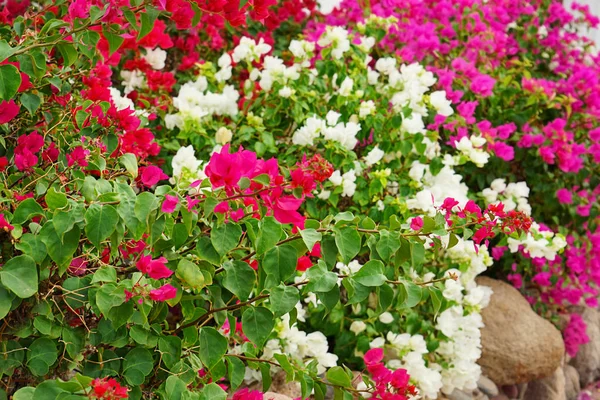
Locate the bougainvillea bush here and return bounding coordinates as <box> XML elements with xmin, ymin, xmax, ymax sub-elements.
<box><xmin>0</xmin><ymin>0</ymin><xmax>597</xmax><ymax>399</ymax></box>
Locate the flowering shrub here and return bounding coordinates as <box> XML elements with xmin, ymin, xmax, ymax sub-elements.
<box><xmin>0</xmin><ymin>0</ymin><xmax>598</xmax><ymax>399</ymax></box>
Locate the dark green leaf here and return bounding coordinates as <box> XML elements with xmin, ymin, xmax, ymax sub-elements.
<box><xmin>242</xmin><ymin>307</ymin><xmax>274</xmax><ymax>347</ymax></box>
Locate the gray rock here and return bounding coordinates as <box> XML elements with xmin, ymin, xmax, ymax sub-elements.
<box><xmin>478</xmin><ymin>375</ymin><xmax>499</xmax><ymax>397</ymax></box>
<box><xmin>522</xmin><ymin>367</ymin><xmax>566</xmax><ymax>400</ymax></box>
<box><xmin>570</xmin><ymin>308</ymin><xmax>600</xmax><ymax>386</ymax></box>
<box><xmin>447</xmin><ymin>389</ymin><xmax>474</xmax><ymax>400</ymax></box>
<box><xmin>476</xmin><ymin>277</ymin><xmax>565</xmax><ymax>385</ymax></box>
<box><xmin>563</xmin><ymin>364</ymin><xmax>580</xmax><ymax>400</ymax></box>
<box><xmin>264</xmin><ymin>393</ymin><xmax>294</xmax><ymax>400</ymax></box>
<box><xmin>491</xmin><ymin>396</ymin><xmax>510</xmax><ymax>400</ymax></box>
<box><xmin>268</xmin><ymin>371</ymin><xmax>301</xmax><ymax>399</ymax></box>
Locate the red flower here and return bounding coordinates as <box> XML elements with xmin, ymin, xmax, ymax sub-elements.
<box><xmin>0</xmin><ymin>100</ymin><xmax>19</xmax><ymax>124</ymax></box>
<box><xmin>0</xmin><ymin>214</ymin><xmax>14</xmax><ymax>231</ymax></box>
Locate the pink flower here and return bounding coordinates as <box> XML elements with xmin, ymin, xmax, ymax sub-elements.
<box><xmin>149</xmin><ymin>284</ymin><xmax>177</xmax><ymax>301</ymax></box>
<box><xmin>136</xmin><ymin>255</ymin><xmax>173</xmax><ymax>279</ymax></box>
<box><xmin>161</xmin><ymin>194</ymin><xmax>179</xmax><ymax>213</ymax></box>
<box><xmin>68</xmin><ymin>257</ymin><xmax>87</xmax><ymax>276</ymax></box>
<box><xmin>140</xmin><ymin>166</ymin><xmax>168</xmax><ymax>187</ymax></box>
<box><xmin>271</xmin><ymin>196</ymin><xmax>304</xmax><ymax>227</ymax></box>
<box><xmin>364</xmin><ymin>348</ymin><xmax>384</xmax><ymax>366</ymax></box>
<box><xmin>556</xmin><ymin>188</ymin><xmax>572</xmax><ymax>204</ymax></box>
<box><xmin>507</xmin><ymin>273</ymin><xmax>523</xmax><ymax>289</ymax></box>
<box><xmin>68</xmin><ymin>0</ymin><xmax>90</xmax><ymax>19</ymax></box>
<box><xmin>0</xmin><ymin>214</ymin><xmax>14</xmax><ymax>231</ymax></box>
<box><xmin>214</xmin><ymin>201</ymin><xmax>230</xmax><ymax>214</ymax></box>
<box><xmin>14</xmin><ymin>150</ymin><xmax>38</xmax><ymax>171</ymax></box>
<box><xmin>491</xmin><ymin>142</ymin><xmax>514</xmax><ymax>161</ymax></box>
<box><xmin>67</xmin><ymin>146</ymin><xmax>90</xmax><ymax>167</ymax></box>
<box><xmin>470</xmin><ymin>74</ymin><xmax>496</xmax><ymax>97</ymax></box>
<box><xmin>205</xmin><ymin>144</ymin><xmax>257</xmax><ymax>193</ymax></box>
<box><xmin>410</xmin><ymin>217</ymin><xmax>424</xmax><ymax>231</ymax></box>
<box><xmin>232</xmin><ymin>388</ymin><xmax>264</xmax><ymax>400</ymax></box>
<box><xmin>0</xmin><ymin>100</ymin><xmax>20</xmax><ymax>124</ymax></box>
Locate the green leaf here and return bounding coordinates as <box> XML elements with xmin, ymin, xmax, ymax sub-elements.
<box><xmin>0</xmin><ymin>64</ymin><xmax>21</xmax><ymax>100</ymax></box>
<box><xmin>13</xmin><ymin>387</ymin><xmax>35</xmax><ymax>400</ymax></box>
<box><xmin>20</xmin><ymin>93</ymin><xmax>41</xmax><ymax>115</ymax></box>
<box><xmin>0</xmin><ymin>286</ymin><xmax>15</xmax><ymax>319</ymax></box>
<box><xmin>326</xmin><ymin>366</ymin><xmax>352</xmax><ymax>387</ymax></box>
<box><xmin>27</xmin><ymin>338</ymin><xmax>58</xmax><ymax>376</ymax></box>
<box><xmin>0</xmin><ymin>255</ymin><xmax>37</xmax><ymax>298</ymax></box>
<box><xmin>84</xmin><ymin>204</ymin><xmax>119</xmax><ymax>248</ymax></box>
<box><xmin>119</xmin><ymin>153</ymin><xmax>138</xmax><ymax>178</ymax></box>
<box><xmin>137</xmin><ymin>7</ymin><xmax>160</xmax><ymax>40</ymax></box>
<box><xmin>299</xmin><ymin>228</ymin><xmax>322</xmax><ymax>251</ymax></box>
<box><xmin>14</xmin><ymin>233</ymin><xmax>47</xmax><ymax>263</ymax></box>
<box><xmin>177</xmin><ymin>259</ymin><xmax>206</xmax><ymax>290</ymax></box>
<box><xmin>198</xmin><ymin>327</ymin><xmax>228</xmax><ymax>370</ymax></box>
<box><xmin>40</xmin><ymin>224</ymin><xmax>80</xmax><ymax>269</ymax></box>
<box><xmin>123</xmin><ymin>348</ymin><xmax>154</xmax><ymax>386</ymax></box>
<box><xmin>256</xmin><ymin>217</ymin><xmax>282</xmax><ymax>256</ymax></box>
<box><xmin>103</xmin><ymin>28</ymin><xmax>125</xmax><ymax>56</ymax></box>
<box><xmin>376</xmin><ymin>230</ymin><xmax>400</xmax><ymax>261</ymax></box>
<box><xmin>211</xmin><ymin>223</ymin><xmax>242</xmax><ymax>256</ymax></box>
<box><xmin>334</xmin><ymin>227</ymin><xmax>361</xmax><ymax>264</ymax></box>
<box><xmin>56</xmin><ymin>42</ymin><xmax>78</xmax><ymax>67</ymax></box>
<box><xmin>0</xmin><ymin>40</ymin><xmax>16</xmax><ymax>63</ymax></box>
<box><xmin>199</xmin><ymin>383</ymin><xmax>227</xmax><ymax>400</ymax></box>
<box><xmin>165</xmin><ymin>375</ymin><xmax>188</xmax><ymax>400</ymax></box>
<box><xmin>159</xmin><ymin>336</ymin><xmax>182</xmax><ymax>369</ymax></box>
<box><xmin>222</xmin><ymin>260</ymin><xmax>255</xmax><ymax>301</ymax></box>
<box><xmin>91</xmin><ymin>266</ymin><xmax>117</xmax><ymax>283</ymax></box>
<box><xmin>353</xmin><ymin>260</ymin><xmax>386</xmax><ymax>287</ymax></box>
<box><xmin>401</xmin><ymin>281</ymin><xmax>423</xmax><ymax>308</ymax></box>
<box><xmin>242</xmin><ymin>307</ymin><xmax>274</xmax><ymax>348</ymax></box>
<box><xmin>134</xmin><ymin>192</ymin><xmax>158</xmax><ymax>223</ymax></box>
<box><xmin>306</xmin><ymin>260</ymin><xmax>337</xmax><ymax>293</ymax></box>
<box><xmin>262</xmin><ymin>245</ymin><xmax>298</xmax><ymax>288</ymax></box>
<box><xmin>45</xmin><ymin>187</ymin><xmax>68</xmax><ymax>210</ymax></box>
<box><xmin>269</xmin><ymin>285</ymin><xmax>299</xmax><ymax>317</ymax></box>
<box><xmin>12</xmin><ymin>198</ymin><xmax>44</xmax><ymax>225</ymax></box>
<box><xmin>227</xmin><ymin>357</ymin><xmax>245</xmax><ymax>390</ymax></box>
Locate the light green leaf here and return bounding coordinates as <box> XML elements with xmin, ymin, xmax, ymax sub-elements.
<box><xmin>262</xmin><ymin>245</ymin><xmax>297</xmax><ymax>288</ymax></box>
<box><xmin>12</xmin><ymin>198</ymin><xmax>44</xmax><ymax>225</ymax></box>
<box><xmin>299</xmin><ymin>228</ymin><xmax>322</xmax><ymax>251</ymax></box>
<box><xmin>211</xmin><ymin>223</ymin><xmax>242</xmax><ymax>256</ymax></box>
<box><xmin>45</xmin><ymin>187</ymin><xmax>68</xmax><ymax>210</ymax></box>
<box><xmin>0</xmin><ymin>64</ymin><xmax>21</xmax><ymax>100</ymax></box>
<box><xmin>306</xmin><ymin>260</ymin><xmax>337</xmax><ymax>293</ymax></box>
<box><xmin>0</xmin><ymin>255</ymin><xmax>37</xmax><ymax>298</ymax></box>
<box><xmin>199</xmin><ymin>383</ymin><xmax>227</xmax><ymax>400</ymax></box>
<box><xmin>334</xmin><ymin>227</ymin><xmax>361</xmax><ymax>264</ymax></box>
<box><xmin>353</xmin><ymin>260</ymin><xmax>386</xmax><ymax>287</ymax></box>
<box><xmin>256</xmin><ymin>217</ymin><xmax>282</xmax><ymax>256</ymax></box>
<box><xmin>177</xmin><ymin>259</ymin><xmax>206</xmax><ymax>290</ymax></box>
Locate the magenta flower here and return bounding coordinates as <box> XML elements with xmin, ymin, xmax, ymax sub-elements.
<box><xmin>149</xmin><ymin>284</ymin><xmax>177</xmax><ymax>302</ymax></box>
<box><xmin>136</xmin><ymin>255</ymin><xmax>173</xmax><ymax>280</ymax></box>
<box><xmin>140</xmin><ymin>165</ymin><xmax>168</xmax><ymax>187</ymax></box>
<box><xmin>161</xmin><ymin>194</ymin><xmax>179</xmax><ymax>213</ymax></box>
<box><xmin>410</xmin><ymin>217</ymin><xmax>424</xmax><ymax>231</ymax></box>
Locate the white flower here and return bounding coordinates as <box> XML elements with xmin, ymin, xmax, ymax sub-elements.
<box><xmin>232</xmin><ymin>37</ymin><xmax>271</xmax><ymax>63</ymax></box>
<box><xmin>367</xmin><ymin>68</ymin><xmax>380</xmax><ymax>85</ymax></box>
<box><xmin>329</xmin><ymin>170</ymin><xmax>343</xmax><ymax>186</ymax></box>
<box><xmin>218</xmin><ymin>53</ymin><xmax>232</xmax><ymax>68</ymax></box>
<box><xmin>350</xmin><ymin>321</ymin><xmax>367</xmax><ymax>335</ymax></box>
<box><xmin>317</xmin><ymin>26</ymin><xmax>350</xmax><ymax>59</ymax></box>
<box><xmin>326</xmin><ymin>111</ymin><xmax>341</xmax><ymax>127</ymax></box>
<box><xmin>370</xmin><ymin>337</ymin><xmax>386</xmax><ymax>348</ymax></box>
<box><xmin>215</xmin><ymin>127</ymin><xmax>233</xmax><ymax>145</ymax></box>
<box><xmin>402</xmin><ymin>113</ymin><xmax>425</xmax><ymax>134</ymax></box>
<box><xmin>375</xmin><ymin>57</ymin><xmax>397</xmax><ymax>75</ymax></box>
<box><xmin>359</xmin><ymin>100</ymin><xmax>376</xmax><ymax>118</ymax></box>
<box><xmin>143</xmin><ymin>47</ymin><xmax>167</xmax><ymax>70</ymax></box>
<box><xmin>317</xmin><ymin>0</ymin><xmax>343</xmax><ymax>14</ymax></box>
<box><xmin>490</xmin><ymin>178</ymin><xmax>507</xmax><ymax>193</ymax></box>
<box><xmin>317</xmin><ymin>190</ymin><xmax>331</xmax><ymax>200</ymax></box>
<box><xmin>429</xmin><ymin>90</ymin><xmax>454</xmax><ymax>116</ymax></box>
<box><xmin>338</xmin><ymin>76</ymin><xmax>354</xmax><ymax>96</ymax></box>
<box><xmin>378</xmin><ymin>312</ymin><xmax>394</xmax><ymax>324</ymax></box>
<box><xmin>364</xmin><ymin>146</ymin><xmax>385</xmax><ymax>166</ymax></box>
<box><xmin>279</xmin><ymin>86</ymin><xmax>293</xmax><ymax>98</ymax></box>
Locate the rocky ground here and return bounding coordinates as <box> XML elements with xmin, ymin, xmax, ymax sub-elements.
<box><xmin>264</xmin><ymin>277</ymin><xmax>600</xmax><ymax>400</ymax></box>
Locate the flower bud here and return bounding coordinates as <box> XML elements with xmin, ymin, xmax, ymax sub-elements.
<box><xmin>215</xmin><ymin>127</ymin><xmax>233</xmax><ymax>145</ymax></box>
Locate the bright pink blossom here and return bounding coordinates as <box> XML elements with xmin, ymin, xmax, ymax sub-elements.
<box><xmin>136</xmin><ymin>255</ymin><xmax>173</xmax><ymax>279</ymax></box>
<box><xmin>410</xmin><ymin>217</ymin><xmax>423</xmax><ymax>231</ymax></box>
<box><xmin>149</xmin><ymin>284</ymin><xmax>177</xmax><ymax>301</ymax></box>
<box><xmin>0</xmin><ymin>100</ymin><xmax>19</xmax><ymax>124</ymax></box>
<box><xmin>161</xmin><ymin>194</ymin><xmax>179</xmax><ymax>213</ymax></box>
<box><xmin>140</xmin><ymin>166</ymin><xmax>168</xmax><ymax>187</ymax></box>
